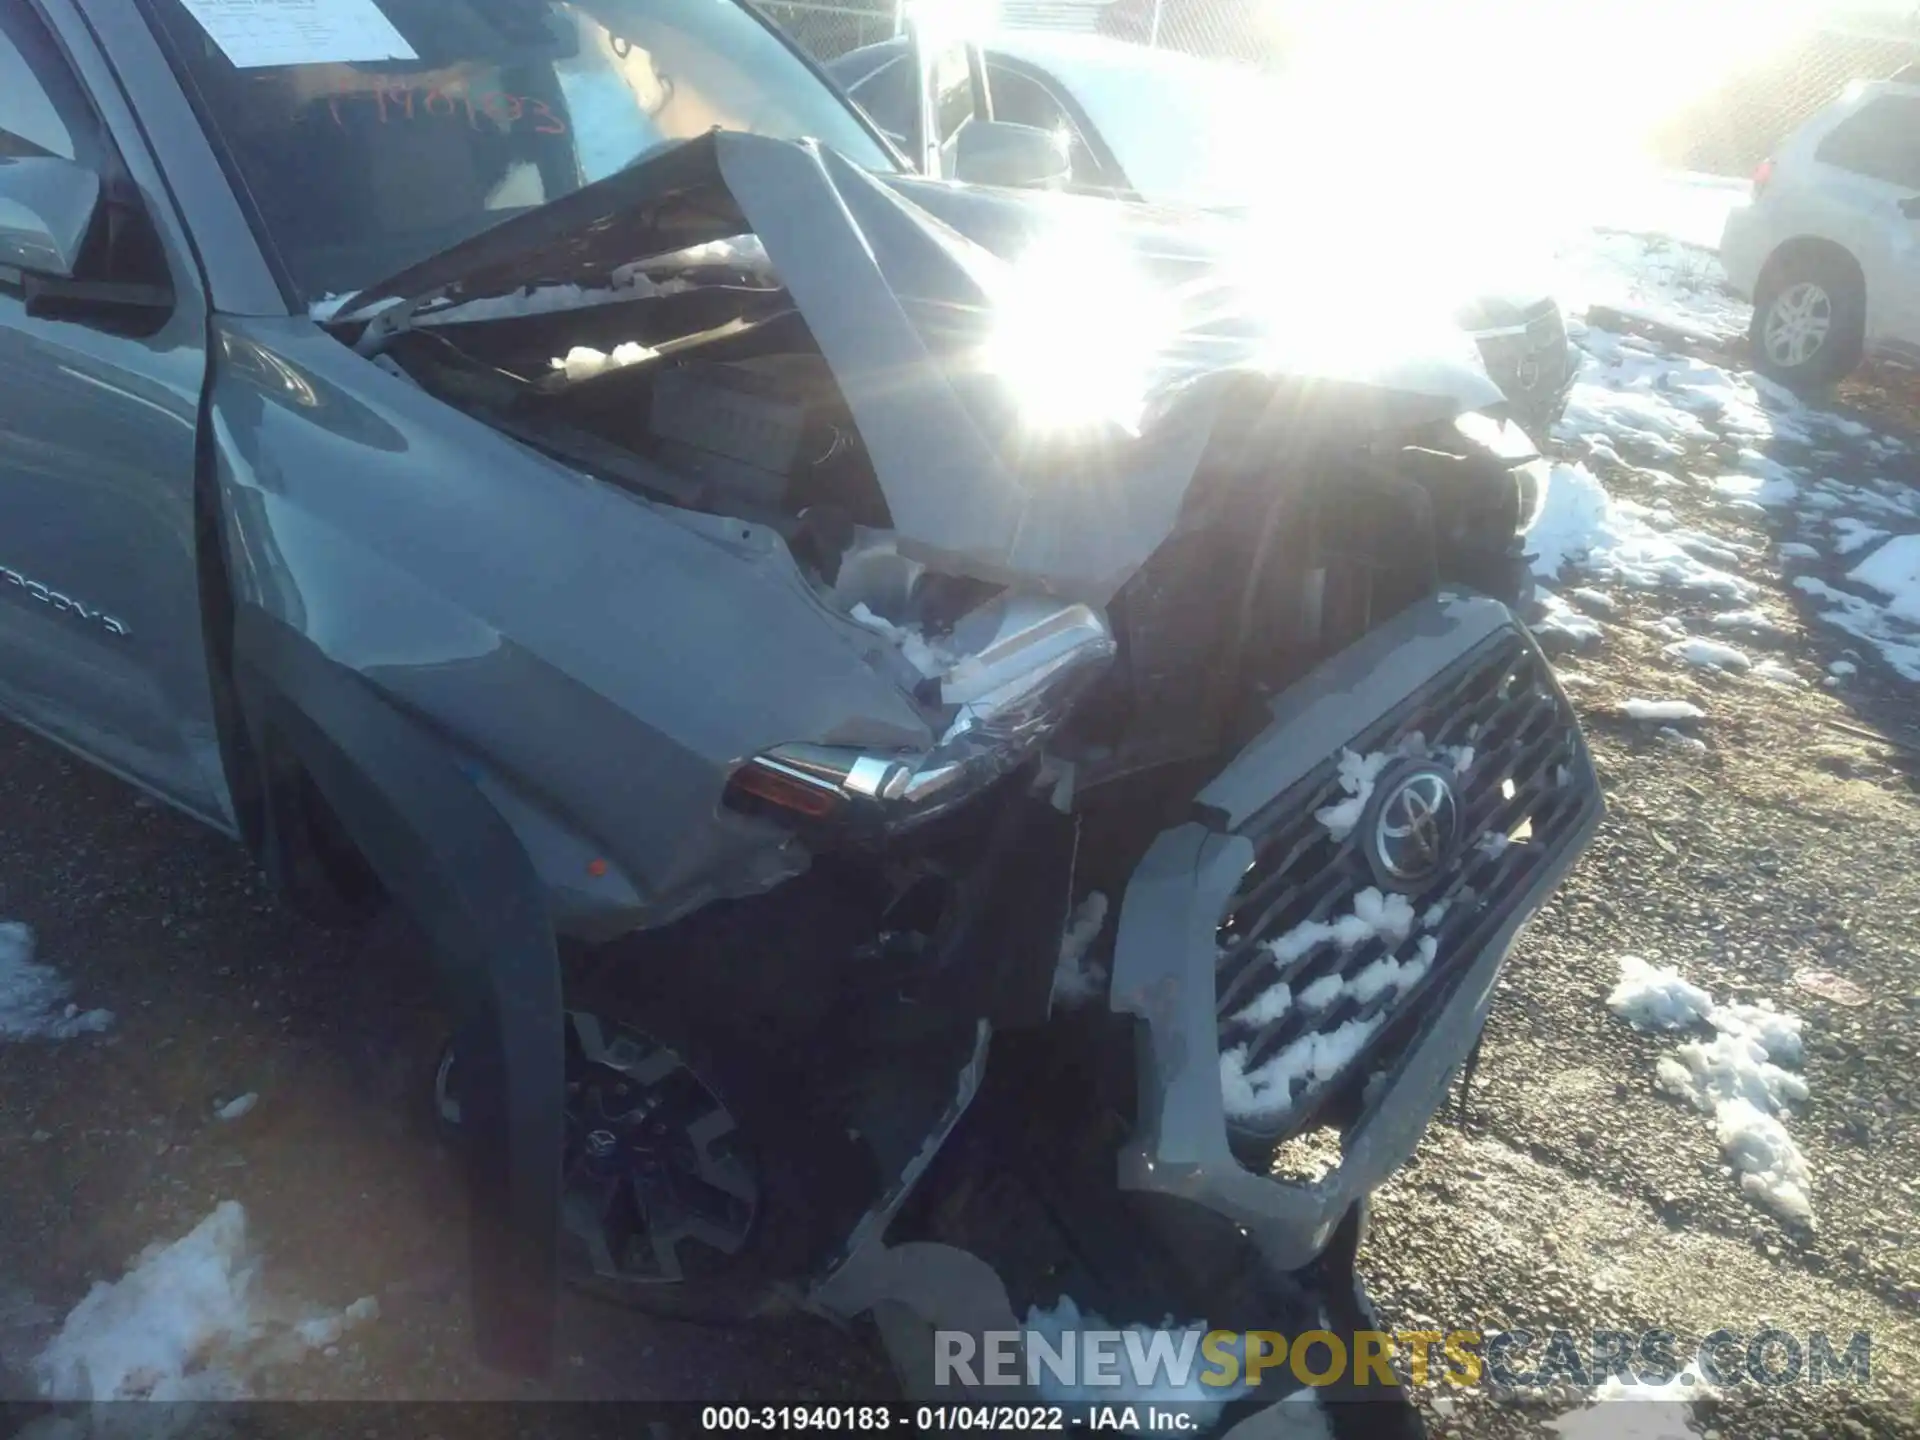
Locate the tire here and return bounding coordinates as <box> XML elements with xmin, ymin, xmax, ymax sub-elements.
<box><xmin>1749</xmin><ymin>251</ymin><xmax>1865</xmax><ymax>393</ymax></box>
<box><xmin>435</xmin><ymin>916</ymin><xmax>877</xmax><ymax>1325</ymax></box>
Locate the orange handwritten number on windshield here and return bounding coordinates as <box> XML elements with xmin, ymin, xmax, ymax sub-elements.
<box><xmin>526</xmin><ymin>98</ymin><xmax>566</xmax><ymax>134</ymax></box>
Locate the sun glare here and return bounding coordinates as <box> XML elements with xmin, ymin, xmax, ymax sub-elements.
<box><xmin>1248</xmin><ymin>0</ymin><xmax>1824</xmax><ymax>240</ymax></box>
<box><xmin>979</xmin><ymin>224</ymin><xmax>1176</xmax><ymax>434</ymax></box>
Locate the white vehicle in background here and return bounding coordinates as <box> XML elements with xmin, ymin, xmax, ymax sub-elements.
<box><xmin>1720</xmin><ymin>65</ymin><xmax>1920</xmax><ymax>390</ymax></box>
<box><xmin>826</xmin><ymin>30</ymin><xmax>1581</xmax><ymax>441</ymax></box>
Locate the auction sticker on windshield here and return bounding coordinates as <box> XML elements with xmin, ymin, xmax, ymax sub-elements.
<box><xmin>177</xmin><ymin>0</ymin><xmax>417</xmax><ymax>68</ymax></box>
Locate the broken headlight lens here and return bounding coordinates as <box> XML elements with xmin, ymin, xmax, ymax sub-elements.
<box><xmin>727</xmin><ymin>597</ymin><xmax>1116</xmax><ymax>831</ymax></box>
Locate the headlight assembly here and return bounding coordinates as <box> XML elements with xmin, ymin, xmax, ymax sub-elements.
<box><xmin>725</xmin><ymin>595</ymin><xmax>1115</xmax><ymax>833</ymax></box>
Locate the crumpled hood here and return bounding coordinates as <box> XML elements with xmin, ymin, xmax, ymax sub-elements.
<box><xmin>338</xmin><ymin>133</ymin><xmax>1503</xmax><ymax>601</ymax></box>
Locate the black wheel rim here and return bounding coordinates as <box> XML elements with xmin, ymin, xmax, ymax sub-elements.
<box><xmin>437</xmin><ymin>1011</ymin><xmax>759</xmax><ymax>1285</ymax></box>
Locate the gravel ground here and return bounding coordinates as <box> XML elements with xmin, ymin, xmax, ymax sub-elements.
<box><xmin>1362</xmin><ymin>310</ymin><xmax>1920</xmax><ymax>1439</ymax></box>
<box><xmin>0</xmin><ymin>244</ymin><xmax>1915</xmax><ymax>1439</ymax></box>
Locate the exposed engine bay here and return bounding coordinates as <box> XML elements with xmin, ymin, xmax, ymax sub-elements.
<box><xmin>369</xmin><ymin>217</ymin><xmax>1550</xmax><ymax>796</ymax></box>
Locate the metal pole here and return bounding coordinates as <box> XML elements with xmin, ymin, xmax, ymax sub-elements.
<box><xmin>1148</xmin><ymin>0</ymin><xmax>1163</xmax><ymax>46</ymax></box>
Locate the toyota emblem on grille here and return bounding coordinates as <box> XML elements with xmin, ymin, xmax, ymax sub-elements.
<box><xmin>1366</xmin><ymin>764</ymin><xmax>1461</xmax><ymax>890</ymax></box>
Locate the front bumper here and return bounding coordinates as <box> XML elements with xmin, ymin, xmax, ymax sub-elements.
<box><xmin>1471</xmin><ymin>305</ymin><xmax>1578</xmax><ymax>442</ymax></box>
<box><xmin>1109</xmin><ymin>593</ymin><xmax>1602</xmax><ymax>1272</ymax></box>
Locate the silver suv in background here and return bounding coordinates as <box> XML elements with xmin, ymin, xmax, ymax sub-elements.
<box><xmin>1721</xmin><ymin>66</ymin><xmax>1920</xmax><ymax>390</ymax></box>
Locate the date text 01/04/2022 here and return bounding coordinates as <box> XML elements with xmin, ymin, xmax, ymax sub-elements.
<box><xmin>699</xmin><ymin>1406</ymin><xmax>1209</xmax><ymax>1431</ymax></box>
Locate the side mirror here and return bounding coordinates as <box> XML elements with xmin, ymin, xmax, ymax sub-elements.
<box><xmin>0</xmin><ymin>155</ymin><xmax>101</xmax><ymax>279</ymax></box>
<box><xmin>951</xmin><ymin>120</ymin><xmax>1071</xmax><ymax>190</ymax></box>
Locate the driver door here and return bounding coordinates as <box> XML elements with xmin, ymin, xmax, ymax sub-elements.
<box><xmin>0</xmin><ymin>0</ymin><xmax>228</xmax><ymax>823</ymax></box>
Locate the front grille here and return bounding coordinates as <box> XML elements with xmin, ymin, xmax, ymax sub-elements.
<box><xmin>1213</xmin><ymin>624</ymin><xmax>1591</xmax><ymax>1148</ymax></box>
<box><xmin>1474</xmin><ymin>305</ymin><xmax>1570</xmax><ymax>402</ymax></box>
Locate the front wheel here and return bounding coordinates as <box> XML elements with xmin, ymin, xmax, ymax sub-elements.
<box><xmin>435</xmin><ymin>971</ymin><xmax>867</xmax><ymax>1322</ymax></box>
<box><xmin>1749</xmin><ymin>254</ymin><xmax>1865</xmax><ymax>392</ymax></box>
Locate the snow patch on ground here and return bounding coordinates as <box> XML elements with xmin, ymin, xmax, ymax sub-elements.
<box><xmin>1708</xmin><ymin>607</ymin><xmax>1782</xmax><ymax>634</ymax></box>
<box><xmin>0</xmin><ymin>923</ymin><xmax>112</xmax><ymax>1041</ymax></box>
<box><xmin>1621</xmin><ymin>698</ymin><xmax>1703</xmax><ymax>722</ymax></box>
<box><xmin>1547</xmin><ymin>1368</ymin><xmax>1717</xmax><ymax>1440</ymax></box>
<box><xmin>1750</xmin><ymin>658</ymin><xmax>1804</xmax><ymax>687</ymax></box>
<box><xmin>1535</xmin><ymin>590</ymin><xmax>1605</xmax><ymax>649</ymax></box>
<box><xmin>1830</xmin><ymin>518</ymin><xmax>1889</xmax><ymax>556</ymax></box>
<box><xmin>1607</xmin><ymin>955</ymin><xmax>1713</xmax><ymax>1032</ymax></box>
<box><xmin>1529</xmin><ymin>462</ymin><xmax>1747</xmax><ymax>600</ymax></box>
<box><xmin>1606</xmin><ymin>958</ymin><xmax>1814</xmax><ymax>1224</ymax></box>
<box><xmin>1848</xmin><ymin>533</ymin><xmax>1920</xmax><ymax>625</ymax></box>
<box><xmin>1052</xmin><ymin>892</ymin><xmax>1111</xmax><ymax>1010</ymax></box>
<box><xmin>215</xmin><ymin>1094</ymin><xmax>258</xmax><ymax>1123</ymax></box>
<box><xmin>1662</xmin><ymin>636</ymin><xmax>1749</xmax><ymax>672</ymax></box>
<box><xmin>33</xmin><ymin>1202</ymin><xmax>377</xmax><ymax>1401</ymax></box>
<box><xmin>1793</xmin><ymin>576</ymin><xmax>1920</xmax><ymax>681</ymax></box>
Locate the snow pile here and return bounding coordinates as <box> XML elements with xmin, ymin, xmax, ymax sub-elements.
<box><xmin>1620</xmin><ymin>698</ymin><xmax>1703</xmax><ymax>722</ymax></box>
<box><xmin>1662</xmin><ymin>636</ymin><xmax>1750</xmax><ymax>672</ymax></box>
<box><xmin>1751</xmin><ymin>658</ymin><xmax>1804</xmax><ymax>687</ymax></box>
<box><xmin>1529</xmin><ymin>462</ymin><xmax>1748</xmax><ymax>600</ymax></box>
<box><xmin>550</xmin><ymin>341</ymin><xmax>658</xmax><ymax>381</ymax></box>
<box><xmin>1605</xmin><ymin>958</ymin><xmax>1815</xmax><ymax>1224</ymax></box>
<box><xmin>1052</xmin><ymin>892</ymin><xmax>1111</xmax><ymax>1010</ymax></box>
<box><xmin>1022</xmin><ymin>1295</ymin><xmax>1252</xmax><ymax>1430</ymax></box>
<box><xmin>1607</xmin><ymin>955</ymin><xmax>1713</xmax><ymax>1032</ymax></box>
<box><xmin>0</xmin><ymin>923</ymin><xmax>112</xmax><ymax>1041</ymax></box>
<box><xmin>1313</xmin><ymin>738</ymin><xmax>1473</xmax><ymax>842</ymax></box>
<box><xmin>34</xmin><ymin>1202</ymin><xmax>378</xmax><ymax>1401</ymax></box>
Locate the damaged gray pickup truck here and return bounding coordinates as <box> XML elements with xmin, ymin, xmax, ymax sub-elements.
<box><xmin>2</xmin><ymin>0</ymin><xmax>1600</xmax><ymax>1426</ymax></box>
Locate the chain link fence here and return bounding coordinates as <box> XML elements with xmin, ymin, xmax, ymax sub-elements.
<box><xmin>756</xmin><ymin>0</ymin><xmax>898</xmax><ymax>59</ymax></box>
<box><xmin>1650</xmin><ymin>28</ymin><xmax>1920</xmax><ymax>176</ymax></box>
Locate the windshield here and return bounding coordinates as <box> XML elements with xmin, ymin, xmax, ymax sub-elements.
<box><xmin>142</xmin><ymin>0</ymin><xmax>894</xmax><ymax>303</ymax></box>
